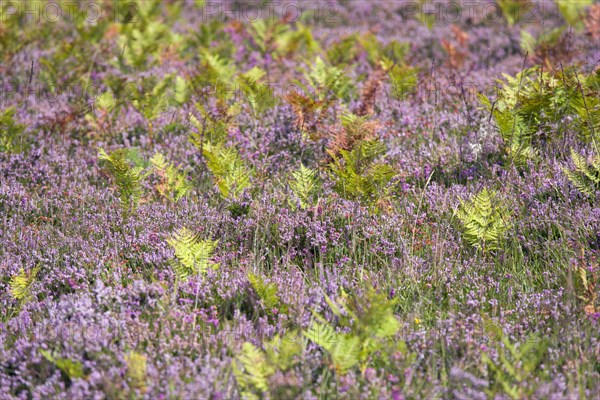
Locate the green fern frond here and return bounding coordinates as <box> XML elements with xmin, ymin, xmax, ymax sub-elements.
<box><xmin>555</xmin><ymin>0</ymin><xmax>593</xmax><ymax>28</ymax></box>
<box><xmin>483</xmin><ymin>333</ymin><xmax>547</xmax><ymax>399</ymax></box>
<box><xmin>132</xmin><ymin>76</ymin><xmax>172</xmax><ymax>127</ymax></box>
<box><xmin>233</xmin><ymin>331</ymin><xmax>303</xmax><ymax>398</ymax></box>
<box><xmin>96</xmin><ymin>91</ymin><xmax>117</xmax><ymax>112</ymax></box>
<box><xmin>519</xmin><ymin>26</ymin><xmax>566</xmax><ymax>56</ymax></box>
<box><xmin>383</xmin><ymin>40</ymin><xmax>410</xmax><ymax>65</ymax></box>
<box><xmin>304</xmin><ymin>323</ymin><xmax>361</xmax><ymax>374</ymax></box>
<box><xmin>507</xmin><ymin>140</ymin><xmax>537</xmax><ymax>167</ymax></box>
<box><xmin>10</xmin><ymin>265</ymin><xmax>40</xmax><ymax>301</ymax></box>
<box><xmin>482</xmin><ymin>65</ymin><xmax>599</xmax><ymax>154</ymax></box>
<box><xmin>196</xmin><ymin>51</ymin><xmax>237</xmax><ymax>98</ymax></box>
<box><xmin>304</xmin><ymin>286</ymin><xmax>403</xmax><ymax>375</ymax></box>
<box><xmin>564</xmin><ymin>149</ymin><xmax>600</xmax><ymax>197</ymax></box>
<box><xmin>303</xmin><ymin>56</ymin><xmax>352</xmax><ymax>102</ymax></box>
<box><xmin>233</xmin><ymin>342</ymin><xmax>273</xmax><ymax>397</ymax></box>
<box><xmin>173</xmin><ymin>75</ymin><xmax>190</xmax><ymax>106</ymax></box>
<box><xmin>247</xmin><ymin>19</ymin><xmax>289</xmax><ymax>55</ymax></box>
<box><xmin>149</xmin><ymin>152</ymin><xmax>168</xmax><ymax>170</ymax></box>
<box><xmin>248</xmin><ymin>273</ymin><xmax>286</xmax><ymax>314</ymax></box>
<box><xmin>150</xmin><ymin>153</ymin><xmax>192</xmax><ymax>202</ymax></box>
<box><xmin>9</xmin><ymin>269</ymin><xmax>31</xmax><ymax>300</ymax></box>
<box><xmin>237</xmin><ymin>67</ymin><xmax>275</xmax><ymax>116</ymax></box>
<box><xmin>125</xmin><ymin>351</ymin><xmax>148</xmax><ymax>391</ymax></box>
<box><xmin>456</xmin><ymin>188</ymin><xmax>511</xmax><ymax>252</ymax></box>
<box><xmin>326</xmin><ymin>34</ymin><xmax>359</xmax><ymax>65</ymax></box>
<box><xmin>328</xmin><ymin>140</ymin><xmax>395</xmax><ymax>204</ymax></box>
<box><xmin>167</xmin><ymin>227</ymin><xmax>219</xmax><ymax>280</ymax></box>
<box><xmin>304</xmin><ymin>323</ymin><xmax>338</xmax><ymax>353</ymax></box>
<box><xmin>40</xmin><ymin>350</ymin><xmax>86</xmax><ymax>380</ymax></box>
<box><xmin>340</xmin><ymin>113</ymin><xmax>366</xmax><ymax>130</ymax></box>
<box><xmin>275</xmin><ymin>23</ymin><xmax>320</xmax><ymax>57</ymax></box>
<box><xmin>0</xmin><ymin>107</ymin><xmax>27</xmax><ymax>154</ymax></box>
<box><xmin>388</xmin><ymin>62</ymin><xmax>419</xmax><ymax>100</ymax></box>
<box><xmin>188</xmin><ymin>102</ymin><xmax>239</xmax><ymax>147</ymax></box>
<box><xmin>571</xmin><ymin>90</ymin><xmax>600</xmax><ymax>141</ymax></box>
<box><xmin>263</xmin><ymin>331</ymin><xmax>303</xmax><ymax>371</ymax></box>
<box><xmin>306</xmin><ymin>326</ymin><xmax>361</xmax><ymax>375</ymax></box>
<box><xmin>359</xmin><ymin>289</ymin><xmax>400</xmax><ymax>339</ymax></box>
<box><xmin>98</xmin><ymin>148</ymin><xmax>144</xmax><ymax>216</ymax></box>
<box><xmin>289</xmin><ymin>164</ymin><xmax>319</xmax><ymax>209</ymax></box>
<box><xmin>496</xmin><ymin>0</ymin><xmax>534</xmax><ymax>26</ymax></box>
<box><xmin>132</xmin><ymin>74</ymin><xmax>189</xmax><ymax>127</ymax></box>
<box><xmin>116</xmin><ymin>3</ymin><xmax>178</xmax><ymax>71</ymax></box>
<box><xmin>202</xmin><ymin>142</ymin><xmax>252</xmax><ymax>199</ymax></box>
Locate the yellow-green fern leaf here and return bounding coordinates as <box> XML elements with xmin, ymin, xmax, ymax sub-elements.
<box><xmin>564</xmin><ymin>149</ymin><xmax>600</xmax><ymax>196</ymax></box>
<box><xmin>0</xmin><ymin>107</ymin><xmax>27</xmax><ymax>154</ymax></box>
<box><xmin>150</xmin><ymin>153</ymin><xmax>191</xmax><ymax>201</ymax></box>
<box><xmin>10</xmin><ymin>265</ymin><xmax>40</xmax><ymax>301</ymax></box>
<box><xmin>263</xmin><ymin>331</ymin><xmax>303</xmax><ymax>371</ymax></box>
<box><xmin>304</xmin><ymin>323</ymin><xmax>360</xmax><ymax>374</ymax></box>
<box><xmin>233</xmin><ymin>342</ymin><xmax>273</xmax><ymax>397</ymax></box>
<box><xmin>202</xmin><ymin>142</ymin><xmax>252</xmax><ymax>199</ymax></box>
<box><xmin>456</xmin><ymin>188</ymin><xmax>511</xmax><ymax>251</ymax></box>
<box><xmin>40</xmin><ymin>350</ymin><xmax>86</xmax><ymax>380</ymax></box>
<box><xmin>248</xmin><ymin>273</ymin><xmax>287</xmax><ymax>314</ymax></box>
<box><xmin>167</xmin><ymin>228</ymin><xmax>219</xmax><ymax>280</ymax></box>
<box><xmin>98</xmin><ymin>148</ymin><xmax>144</xmax><ymax>215</ymax></box>
<box><xmin>289</xmin><ymin>164</ymin><xmax>319</xmax><ymax>209</ymax></box>
<box><xmin>125</xmin><ymin>351</ymin><xmax>148</xmax><ymax>391</ymax></box>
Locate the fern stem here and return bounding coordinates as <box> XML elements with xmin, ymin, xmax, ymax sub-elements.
<box><xmin>570</xmin><ymin>65</ymin><xmax>599</xmax><ymax>154</ymax></box>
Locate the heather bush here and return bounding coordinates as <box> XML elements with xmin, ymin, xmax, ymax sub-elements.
<box><xmin>1</xmin><ymin>1</ymin><xmax>599</xmax><ymax>399</ymax></box>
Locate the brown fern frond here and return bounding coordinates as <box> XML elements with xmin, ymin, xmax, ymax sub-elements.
<box><xmin>284</xmin><ymin>92</ymin><xmax>327</xmax><ymax>137</ymax></box>
<box><xmin>327</xmin><ymin>117</ymin><xmax>380</xmax><ymax>156</ymax></box>
<box><xmin>285</xmin><ymin>92</ymin><xmax>310</xmax><ymax>131</ymax></box>
<box><xmin>213</xmin><ymin>99</ymin><xmax>234</xmax><ymax>123</ymax></box>
<box><xmin>451</xmin><ymin>25</ymin><xmax>469</xmax><ymax>47</ymax></box>
<box><xmin>586</xmin><ymin>4</ymin><xmax>600</xmax><ymax>40</ymax></box>
<box><xmin>344</xmin><ymin>119</ymin><xmax>380</xmax><ymax>144</ymax></box>
<box><xmin>441</xmin><ymin>25</ymin><xmax>470</xmax><ymax>70</ymax></box>
<box><xmin>356</xmin><ymin>67</ymin><xmax>386</xmax><ymax>117</ymax></box>
<box><xmin>328</xmin><ymin>126</ymin><xmax>350</xmax><ymax>155</ymax></box>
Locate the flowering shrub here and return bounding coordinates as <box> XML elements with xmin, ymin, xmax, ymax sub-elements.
<box><xmin>1</xmin><ymin>1</ymin><xmax>599</xmax><ymax>399</ymax></box>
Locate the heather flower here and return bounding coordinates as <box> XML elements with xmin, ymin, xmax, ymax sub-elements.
<box><xmin>0</xmin><ymin>2</ymin><xmax>599</xmax><ymax>399</ymax></box>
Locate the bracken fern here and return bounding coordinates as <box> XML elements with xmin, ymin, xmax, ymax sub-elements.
<box><xmin>116</xmin><ymin>1</ymin><xmax>177</xmax><ymax>71</ymax></box>
<box><xmin>150</xmin><ymin>153</ymin><xmax>191</xmax><ymax>202</ymax></box>
<box><xmin>202</xmin><ymin>142</ymin><xmax>252</xmax><ymax>199</ymax></box>
<box><xmin>0</xmin><ymin>107</ymin><xmax>27</xmax><ymax>154</ymax></box>
<box><xmin>456</xmin><ymin>188</ymin><xmax>511</xmax><ymax>252</ymax></box>
<box><xmin>496</xmin><ymin>0</ymin><xmax>535</xmax><ymax>26</ymax></box>
<box><xmin>125</xmin><ymin>351</ymin><xmax>148</xmax><ymax>392</ymax></box>
<box><xmin>237</xmin><ymin>67</ymin><xmax>275</xmax><ymax>117</ymax></box>
<box><xmin>167</xmin><ymin>227</ymin><xmax>219</xmax><ymax>281</ymax></box>
<box><xmin>248</xmin><ymin>273</ymin><xmax>289</xmax><ymax>316</ymax></box>
<box><xmin>189</xmin><ymin>101</ymin><xmax>239</xmax><ymax>146</ymax></box>
<box><xmin>98</xmin><ymin>148</ymin><xmax>145</xmax><ymax>217</ymax></box>
<box><xmin>328</xmin><ymin>140</ymin><xmax>395</xmax><ymax>204</ymax></box>
<box><xmin>564</xmin><ymin>148</ymin><xmax>600</xmax><ymax>197</ymax></box>
<box><xmin>302</xmin><ymin>56</ymin><xmax>352</xmax><ymax>103</ymax></box>
<box><xmin>480</xmin><ymin>66</ymin><xmax>599</xmax><ymax>164</ymax></box>
<box><xmin>233</xmin><ymin>331</ymin><xmax>303</xmax><ymax>399</ymax></box>
<box><xmin>9</xmin><ymin>265</ymin><xmax>40</xmax><ymax>302</ymax></box>
<box><xmin>40</xmin><ymin>350</ymin><xmax>86</xmax><ymax>381</ymax></box>
<box><xmin>304</xmin><ymin>286</ymin><xmax>407</xmax><ymax>375</ymax></box>
<box><xmin>482</xmin><ymin>331</ymin><xmax>547</xmax><ymax>399</ymax></box>
<box><xmin>289</xmin><ymin>164</ymin><xmax>319</xmax><ymax>209</ymax></box>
